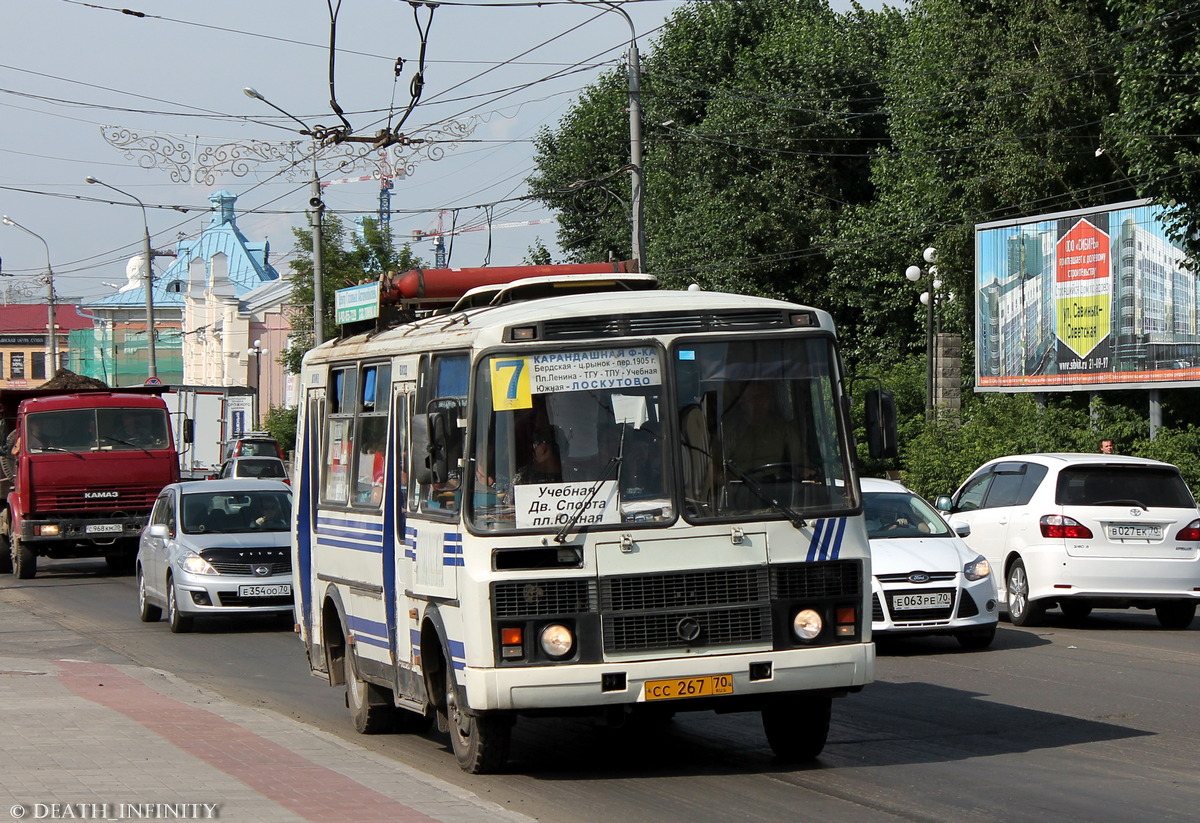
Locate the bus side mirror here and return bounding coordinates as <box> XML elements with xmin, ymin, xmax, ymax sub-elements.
<box><xmin>182</xmin><ymin>419</ymin><xmax>194</xmax><ymax>444</ymax></box>
<box><xmin>864</xmin><ymin>389</ymin><xmax>898</xmax><ymax>460</ymax></box>
<box><xmin>412</xmin><ymin>411</ymin><xmax>450</xmax><ymax>485</ymax></box>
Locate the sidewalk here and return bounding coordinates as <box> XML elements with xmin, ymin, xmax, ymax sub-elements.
<box><xmin>0</xmin><ymin>599</ymin><xmax>535</xmax><ymax>823</ymax></box>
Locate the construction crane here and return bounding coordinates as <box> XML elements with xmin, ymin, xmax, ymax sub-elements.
<box><xmin>319</xmin><ymin>149</ymin><xmax>398</xmax><ymax>227</ymax></box>
<box><xmin>413</xmin><ymin>211</ymin><xmax>554</xmax><ymax>268</ymax></box>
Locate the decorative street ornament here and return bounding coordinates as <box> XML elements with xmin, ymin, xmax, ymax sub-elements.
<box><xmin>100</xmin><ymin>116</ymin><xmax>482</xmax><ymax>188</ymax></box>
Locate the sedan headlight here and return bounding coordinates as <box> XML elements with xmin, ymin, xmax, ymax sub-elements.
<box><xmin>180</xmin><ymin>551</ymin><xmax>217</xmax><ymax>575</ymax></box>
<box><xmin>963</xmin><ymin>555</ymin><xmax>992</xmax><ymax>582</ymax></box>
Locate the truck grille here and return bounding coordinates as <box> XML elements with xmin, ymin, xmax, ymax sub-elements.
<box><xmin>38</xmin><ymin>487</ymin><xmax>158</xmax><ymax>512</ymax></box>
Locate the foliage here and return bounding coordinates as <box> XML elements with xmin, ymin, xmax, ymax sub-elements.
<box><xmin>262</xmin><ymin>404</ymin><xmax>297</xmax><ymax>455</ymax></box>
<box><xmin>284</xmin><ymin>215</ymin><xmax>424</xmax><ymax>373</ymax></box>
<box><xmin>523</xmin><ymin>238</ymin><xmax>554</xmax><ymax>266</ymax></box>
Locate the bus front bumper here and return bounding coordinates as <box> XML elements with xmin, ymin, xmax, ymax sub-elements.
<box><xmin>461</xmin><ymin>642</ymin><xmax>875</xmax><ymax>712</ymax></box>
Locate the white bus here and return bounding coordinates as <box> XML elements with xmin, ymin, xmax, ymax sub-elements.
<box><xmin>292</xmin><ymin>268</ymin><xmax>895</xmax><ymax>773</ymax></box>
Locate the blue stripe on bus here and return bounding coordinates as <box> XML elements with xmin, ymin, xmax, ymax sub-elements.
<box><xmin>403</xmin><ymin>526</ymin><xmax>417</xmax><ymax>560</ymax></box>
<box><xmin>807</xmin><ymin>518</ymin><xmax>827</xmax><ymax>562</ymax></box>
<box><xmin>316</xmin><ymin>515</ymin><xmax>385</xmax><ymax>532</ymax></box>
<box><xmin>315</xmin><ymin>536</ymin><xmax>384</xmax><ymax>554</ymax></box>
<box><xmin>351</xmin><ymin>634</ymin><xmax>390</xmax><ymax>650</ymax></box>
<box><xmin>347</xmin><ymin>615</ymin><xmax>387</xmax><ymax>637</ymax></box>
<box><xmin>449</xmin><ymin>639</ymin><xmax>466</xmax><ymax>670</ymax></box>
<box><xmin>442</xmin><ymin>532</ymin><xmax>464</xmax><ymax>566</ymax></box>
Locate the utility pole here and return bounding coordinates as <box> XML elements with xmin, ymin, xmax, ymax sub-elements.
<box><xmin>311</xmin><ymin>154</ymin><xmax>326</xmax><ymax>347</ymax></box>
<box><xmin>2</xmin><ymin>216</ymin><xmax>56</xmax><ymax>374</ymax></box>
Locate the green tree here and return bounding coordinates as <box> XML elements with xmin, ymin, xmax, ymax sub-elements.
<box><xmin>262</xmin><ymin>404</ymin><xmax>298</xmax><ymax>455</ymax></box>
<box><xmin>284</xmin><ymin>215</ymin><xmax>424</xmax><ymax>373</ymax></box>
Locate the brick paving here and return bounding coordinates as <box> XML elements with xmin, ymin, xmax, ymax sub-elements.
<box><xmin>0</xmin><ymin>603</ymin><xmax>533</xmax><ymax>823</ymax></box>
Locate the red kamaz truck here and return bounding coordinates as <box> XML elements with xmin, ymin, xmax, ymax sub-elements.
<box><xmin>0</xmin><ymin>389</ymin><xmax>182</xmax><ymax>579</ymax></box>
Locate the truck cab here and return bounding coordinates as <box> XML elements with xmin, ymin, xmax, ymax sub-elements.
<box><xmin>1</xmin><ymin>392</ymin><xmax>179</xmax><ymax>578</ymax></box>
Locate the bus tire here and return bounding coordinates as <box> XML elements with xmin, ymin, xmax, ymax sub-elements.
<box><xmin>761</xmin><ymin>694</ymin><xmax>831</xmax><ymax>762</ymax></box>
<box><xmin>445</xmin><ymin>665</ymin><xmax>511</xmax><ymax>774</ymax></box>
<box><xmin>12</xmin><ymin>536</ymin><xmax>35</xmax><ymax>580</ymax></box>
<box><xmin>0</xmin><ymin>533</ymin><xmax>11</xmax><ymax>574</ymax></box>
<box><xmin>344</xmin><ymin>650</ymin><xmax>396</xmax><ymax>734</ymax></box>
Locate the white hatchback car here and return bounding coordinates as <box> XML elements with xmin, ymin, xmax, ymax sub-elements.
<box><xmin>137</xmin><ymin>479</ymin><xmax>293</xmax><ymax>633</ymax></box>
<box><xmin>936</xmin><ymin>454</ymin><xmax>1200</xmax><ymax>629</ymax></box>
<box><xmin>863</xmin><ymin>478</ymin><xmax>999</xmax><ymax>649</ymax></box>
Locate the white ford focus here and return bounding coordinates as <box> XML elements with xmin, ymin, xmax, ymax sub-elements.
<box><xmin>863</xmin><ymin>478</ymin><xmax>999</xmax><ymax>649</ymax></box>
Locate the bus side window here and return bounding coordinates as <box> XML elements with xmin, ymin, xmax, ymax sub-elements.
<box><xmin>416</xmin><ymin>352</ymin><xmax>468</xmax><ymax>515</ymax></box>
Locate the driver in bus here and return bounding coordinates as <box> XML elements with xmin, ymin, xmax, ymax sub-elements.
<box><xmin>721</xmin><ymin>381</ymin><xmax>808</xmax><ymax>477</ymax></box>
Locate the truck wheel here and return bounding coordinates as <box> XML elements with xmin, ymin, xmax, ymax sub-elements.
<box><xmin>137</xmin><ymin>566</ymin><xmax>162</xmax><ymax>623</ymax></box>
<box><xmin>12</xmin><ymin>536</ymin><xmax>35</xmax><ymax>580</ymax></box>
<box><xmin>761</xmin><ymin>694</ymin><xmax>832</xmax><ymax>762</ymax></box>
<box><xmin>0</xmin><ymin>534</ymin><xmax>11</xmax><ymax>575</ymax></box>
<box><xmin>344</xmin><ymin>649</ymin><xmax>397</xmax><ymax>734</ymax></box>
<box><xmin>445</xmin><ymin>664</ymin><xmax>512</xmax><ymax>774</ymax></box>
<box><xmin>166</xmin><ymin>576</ymin><xmax>193</xmax><ymax>633</ymax></box>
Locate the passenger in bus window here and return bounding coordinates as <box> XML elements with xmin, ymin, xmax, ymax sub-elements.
<box><xmin>512</xmin><ymin>428</ymin><xmax>562</xmax><ymax>485</ymax></box>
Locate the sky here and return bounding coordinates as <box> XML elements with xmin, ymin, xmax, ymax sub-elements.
<box><xmin>1</xmin><ymin>0</ymin><xmax>879</xmax><ymax>308</ymax></box>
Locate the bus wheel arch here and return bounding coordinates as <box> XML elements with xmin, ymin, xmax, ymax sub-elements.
<box><xmin>321</xmin><ymin>589</ymin><xmax>348</xmax><ymax>687</ymax></box>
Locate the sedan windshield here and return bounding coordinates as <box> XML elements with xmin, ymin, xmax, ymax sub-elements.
<box><xmin>863</xmin><ymin>491</ymin><xmax>952</xmax><ymax>539</ymax></box>
<box><xmin>181</xmin><ymin>489</ymin><xmax>292</xmax><ymax>534</ymax></box>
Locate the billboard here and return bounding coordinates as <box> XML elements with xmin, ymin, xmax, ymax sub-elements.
<box><xmin>975</xmin><ymin>199</ymin><xmax>1200</xmax><ymax>391</ymax></box>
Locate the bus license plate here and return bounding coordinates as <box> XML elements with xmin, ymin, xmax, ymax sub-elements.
<box><xmin>892</xmin><ymin>591</ymin><xmax>952</xmax><ymax>610</ymax></box>
<box><xmin>644</xmin><ymin>674</ymin><xmax>734</xmax><ymax>701</ymax></box>
<box><xmin>238</xmin><ymin>584</ymin><xmax>291</xmax><ymax>598</ymax></box>
<box><xmin>85</xmin><ymin>524</ymin><xmax>123</xmax><ymax>534</ymax></box>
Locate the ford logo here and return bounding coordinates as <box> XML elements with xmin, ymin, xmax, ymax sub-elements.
<box><xmin>908</xmin><ymin>572</ymin><xmax>931</xmax><ymax>584</ymax></box>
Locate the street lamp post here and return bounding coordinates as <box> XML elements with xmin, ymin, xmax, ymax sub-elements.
<box><xmin>905</xmin><ymin>246</ymin><xmax>940</xmax><ymax>419</ymax></box>
<box><xmin>85</xmin><ymin>177</ymin><xmax>157</xmax><ymax>380</ymax></box>
<box><xmin>247</xmin><ymin>339</ymin><xmax>268</xmax><ymax>428</ymax></box>
<box><xmin>565</xmin><ymin>1</ymin><xmax>645</xmax><ymax>269</ymax></box>
<box><xmin>2</xmin><ymin>216</ymin><xmax>56</xmax><ymax>375</ymax></box>
<box><xmin>243</xmin><ymin>87</ymin><xmax>326</xmax><ymax>346</ymax></box>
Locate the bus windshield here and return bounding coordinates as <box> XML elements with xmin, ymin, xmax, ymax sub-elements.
<box><xmin>673</xmin><ymin>336</ymin><xmax>854</xmax><ymax>520</ymax></box>
<box><xmin>471</xmin><ymin>346</ymin><xmax>671</xmax><ymax>532</ymax></box>
<box><xmin>469</xmin><ymin>336</ymin><xmax>855</xmax><ymax>533</ymax></box>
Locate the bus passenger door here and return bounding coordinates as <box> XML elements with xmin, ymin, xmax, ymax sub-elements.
<box><xmin>297</xmin><ymin>389</ymin><xmax>325</xmax><ymax>671</ymax></box>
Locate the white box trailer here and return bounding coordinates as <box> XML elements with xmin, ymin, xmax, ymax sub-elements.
<box><xmin>156</xmin><ymin>385</ymin><xmax>256</xmax><ymax>479</ymax></box>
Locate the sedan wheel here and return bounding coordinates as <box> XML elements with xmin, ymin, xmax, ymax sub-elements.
<box><xmin>166</xmin><ymin>577</ymin><xmax>193</xmax><ymax>634</ymax></box>
<box><xmin>1006</xmin><ymin>559</ymin><xmax>1045</xmax><ymax>627</ymax></box>
<box><xmin>137</xmin><ymin>567</ymin><xmax>162</xmax><ymax>623</ymax></box>
<box><xmin>1155</xmin><ymin>601</ymin><xmax>1197</xmax><ymax>630</ymax></box>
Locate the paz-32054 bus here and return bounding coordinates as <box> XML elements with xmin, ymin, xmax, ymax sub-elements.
<box><xmin>292</xmin><ymin>266</ymin><xmax>895</xmax><ymax>773</ymax></box>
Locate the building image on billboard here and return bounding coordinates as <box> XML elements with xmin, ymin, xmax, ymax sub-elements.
<box><xmin>976</xmin><ymin>200</ymin><xmax>1200</xmax><ymax>391</ymax></box>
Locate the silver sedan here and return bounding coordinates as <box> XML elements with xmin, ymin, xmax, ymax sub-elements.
<box><xmin>136</xmin><ymin>479</ymin><xmax>293</xmax><ymax>633</ymax></box>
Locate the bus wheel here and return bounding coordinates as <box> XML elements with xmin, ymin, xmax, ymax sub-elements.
<box><xmin>445</xmin><ymin>665</ymin><xmax>511</xmax><ymax>774</ymax></box>
<box><xmin>344</xmin><ymin>650</ymin><xmax>396</xmax><ymax>734</ymax></box>
<box><xmin>12</xmin><ymin>536</ymin><xmax>35</xmax><ymax>580</ymax></box>
<box><xmin>0</xmin><ymin>533</ymin><xmax>11</xmax><ymax>574</ymax></box>
<box><xmin>761</xmin><ymin>694</ymin><xmax>831</xmax><ymax>762</ymax></box>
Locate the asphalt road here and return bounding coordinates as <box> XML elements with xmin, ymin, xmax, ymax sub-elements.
<box><xmin>4</xmin><ymin>557</ymin><xmax>1200</xmax><ymax>823</ymax></box>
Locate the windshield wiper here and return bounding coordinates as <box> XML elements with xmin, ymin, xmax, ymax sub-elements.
<box><xmin>724</xmin><ymin>459</ymin><xmax>808</xmax><ymax>529</ymax></box>
<box><xmin>553</xmin><ymin>454</ymin><xmax>622</xmax><ymax>544</ymax></box>
<box><xmin>102</xmin><ymin>436</ymin><xmax>152</xmax><ymax>455</ymax></box>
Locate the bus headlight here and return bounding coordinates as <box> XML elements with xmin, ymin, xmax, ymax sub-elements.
<box><xmin>792</xmin><ymin>609</ymin><xmax>823</xmax><ymax>641</ymax></box>
<box><xmin>539</xmin><ymin>624</ymin><xmax>575</xmax><ymax>659</ymax></box>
